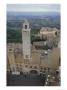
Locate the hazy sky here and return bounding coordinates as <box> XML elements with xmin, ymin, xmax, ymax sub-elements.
<box><xmin>7</xmin><ymin>4</ymin><xmax>60</xmax><ymax>12</ymax></box>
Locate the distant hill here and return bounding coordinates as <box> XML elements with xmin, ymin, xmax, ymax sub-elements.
<box><xmin>7</xmin><ymin>11</ymin><xmax>60</xmax><ymax>20</ymax></box>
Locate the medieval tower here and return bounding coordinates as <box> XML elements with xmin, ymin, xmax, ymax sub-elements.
<box><xmin>22</xmin><ymin>19</ymin><xmax>31</xmax><ymax>62</ymax></box>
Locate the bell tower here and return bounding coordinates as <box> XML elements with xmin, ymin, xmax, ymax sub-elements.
<box><xmin>22</xmin><ymin>19</ymin><xmax>31</xmax><ymax>61</ymax></box>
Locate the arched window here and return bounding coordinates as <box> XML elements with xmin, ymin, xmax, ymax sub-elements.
<box><xmin>25</xmin><ymin>25</ymin><xmax>27</xmax><ymax>29</ymax></box>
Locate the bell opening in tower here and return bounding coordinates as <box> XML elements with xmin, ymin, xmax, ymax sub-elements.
<box><xmin>25</xmin><ymin>25</ymin><xmax>27</xmax><ymax>29</ymax></box>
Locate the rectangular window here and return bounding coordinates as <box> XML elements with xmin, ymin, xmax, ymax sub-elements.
<box><xmin>26</xmin><ymin>55</ymin><xmax>28</xmax><ymax>58</ymax></box>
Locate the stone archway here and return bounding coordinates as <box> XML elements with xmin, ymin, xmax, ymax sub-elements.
<box><xmin>29</xmin><ymin>70</ymin><xmax>38</xmax><ymax>74</ymax></box>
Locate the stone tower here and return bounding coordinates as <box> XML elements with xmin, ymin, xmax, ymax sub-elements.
<box><xmin>7</xmin><ymin>46</ymin><xmax>17</xmax><ymax>74</ymax></box>
<box><xmin>22</xmin><ymin>19</ymin><xmax>31</xmax><ymax>61</ymax></box>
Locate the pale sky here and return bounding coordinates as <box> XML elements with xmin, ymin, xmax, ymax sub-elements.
<box><xmin>7</xmin><ymin>4</ymin><xmax>60</xmax><ymax>12</ymax></box>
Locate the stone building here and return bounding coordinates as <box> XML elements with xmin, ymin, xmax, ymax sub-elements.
<box><xmin>22</xmin><ymin>19</ymin><xmax>31</xmax><ymax>60</ymax></box>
